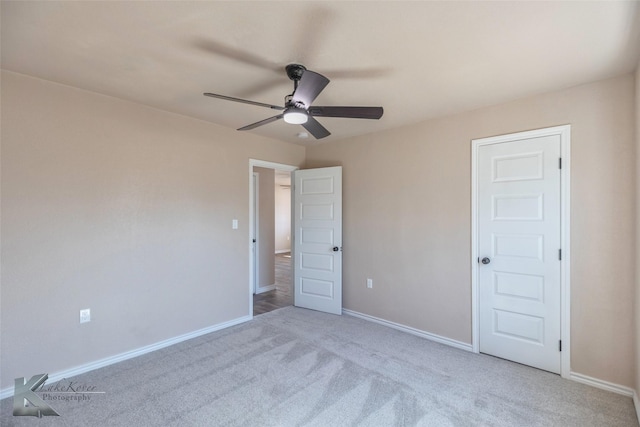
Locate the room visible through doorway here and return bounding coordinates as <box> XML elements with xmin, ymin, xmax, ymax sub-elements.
<box><xmin>253</xmin><ymin>252</ymin><xmax>292</xmax><ymax>315</ymax></box>
<box><xmin>249</xmin><ymin>160</ymin><xmax>297</xmax><ymax>316</ymax></box>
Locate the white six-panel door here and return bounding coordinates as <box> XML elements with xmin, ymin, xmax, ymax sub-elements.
<box><xmin>293</xmin><ymin>167</ymin><xmax>342</xmax><ymax>315</ymax></box>
<box><xmin>477</xmin><ymin>134</ymin><xmax>562</xmax><ymax>374</ymax></box>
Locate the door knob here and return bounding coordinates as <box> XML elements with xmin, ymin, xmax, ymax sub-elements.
<box><xmin>332</xmin><ymin>246</ymin><xmax>340</xmax><ymax>252</ymax></box>
<box><xmin>481</xmin><ymin>257</ymin><xmax>491</xmax><ymax>265</ymax></box>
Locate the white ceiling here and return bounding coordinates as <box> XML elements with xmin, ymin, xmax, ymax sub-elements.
<box><xmin>2</xmin><ymin>1</ymin><xmax>639</xmax><ymax>146</ymax></box>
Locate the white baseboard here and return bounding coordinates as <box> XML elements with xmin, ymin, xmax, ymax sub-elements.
<box><xmin>275</xmin><ymin>249</ymin><xmax>291</xmax><ymax>254</ymax></box>
<box><xmin>343</xmin><ymin>308</ymin><xmax>473</xmax><ymax>352</ymax></box>
<box><xmin>569</xmin><ymin>372</ymin><xmax>635</xmax><ymax>397</ymax></box>
<box><xmin>255</xmin><ymin>284</ymin><xmax>276</xmax><ymax>294</ymax></box>
<box><xmin>0</xmin><ymin>314</ymin><xmax>252</xmax><ymax>400</ymax></box>
<box><xmin>343</xmin><ymin>309</ymin><xmax>638</xmax><ymax>414</ymax></box>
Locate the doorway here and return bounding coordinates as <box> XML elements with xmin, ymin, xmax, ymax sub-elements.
<box><xmin>249</xmin><ymin>160</ymin><xmax>298</xmax><ymax>317</ymax></box>
<box><xmin>471</xmin><ymin>125</ymin><xmax>571</xmax><ymax>377</ymax></box>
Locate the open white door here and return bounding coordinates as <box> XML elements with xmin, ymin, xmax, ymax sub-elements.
<box><xmin>292</xmin><ymin>166</ymin><xmax>342</xmax><ymax>315</ymax></box>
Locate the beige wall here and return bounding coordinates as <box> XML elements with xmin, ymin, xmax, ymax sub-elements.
<box><xmin>0</xmin><ymin>71</ymin><xmax>305</xmax><ymax>390</ymax></box>
<box><xmin>253</xmin><ymin>167</ymin><xmax>275</xmax><ymax>290</ymax></box>
<box><xmin>275</xmin><ymin>185</ymin><xmax>291</xmax><ymax>253</ymax></box>
<box><xmin>306</xmin><ymin>73</ymin><xmax>636</xmax><ymax>388</ymax></box>
<box><xmin>1</xmin><ymin>68</ymin><xmax>637</xmax><ymax>393</ymax></box>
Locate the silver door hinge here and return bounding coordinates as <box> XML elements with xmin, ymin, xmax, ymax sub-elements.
<box><xmin>559</xmin><ymin>158</ymin><xmax>562</xmax><ymax>169</ymax></box>
<box><xmin>558</xmin><ymin>249</ymin><xmax>562</xmax><ymax>260</ymax></box>
<box><xmin>559</xmin><ymin>340</ymin><xmax>562</xmax><ymax>352</ymax></box>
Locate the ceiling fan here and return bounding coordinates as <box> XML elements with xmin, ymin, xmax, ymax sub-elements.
<box><xmin>203</xmin><ymin>64</ymin><xmax>383</xmax><ymax>139</ymax></box>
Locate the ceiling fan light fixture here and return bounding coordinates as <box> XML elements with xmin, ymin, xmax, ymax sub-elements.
<box><xmin>283</xmin><ymin>108</ymin><xmax>308</xmax><ymax>125</ymax></box>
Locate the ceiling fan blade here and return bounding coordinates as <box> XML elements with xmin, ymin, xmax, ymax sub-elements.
<box><xmin>237</xmin><ymin>114</ymin><xmax>284</xmax><ymax>131</ymax></box>
<box><xmin>301</xmin><ymin>116</ymin><xmax>331</xmax><ymax>139</ymax></box>
<box><xmin>291</xmin><ymin>70</ymin><xmax>330</xmax><ymax>108</ymax></box>
<box><xmin>319</xmin><ymin>67</ymin><xmax>392</xmax><ymax>79</ymax></box>
<box><xmin>203</xmin><ymin>93</ymin><xmax>283</xmax><ymax>110</ymax></box>
<box><xmin>193</xmin><ymin>38</ymin><xmax>281</xmax><ymax>73</ymax></box>
<box><xmin>309</xmin><ymin>106</ymin><xmax>384</xmax><ymax>120</ymax></box>
<box><xmin>235</xmin><ymin>77</ymin><xmax>284</xmax><ymax>98</ymax></box>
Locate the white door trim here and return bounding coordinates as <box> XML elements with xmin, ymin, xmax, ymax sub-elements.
<box><xmin>248</xmin><ymin>159</ymin><xmax>298</xmax><ymax>318</ymax></box>
<box><xmin>251</xmin><ymin>172</ymin><xmax>259</xmax><ymax>295</ymax></box>
<box><xmin>471</xmin><ymin>125</ymin><xmax>571</xmax><ymax>378</ymax></box>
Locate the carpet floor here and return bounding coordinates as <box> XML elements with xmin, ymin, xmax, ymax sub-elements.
<box><xmin>1</xmin><ymin>306</ymin><xmax>637</xmax><ymax>426</ymax></box>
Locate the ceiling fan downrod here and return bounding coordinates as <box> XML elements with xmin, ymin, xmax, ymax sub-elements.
<box><xmin>286</xmin><ymin>63</ymin><xmax>306</xmax><ymax>95</ymax></box>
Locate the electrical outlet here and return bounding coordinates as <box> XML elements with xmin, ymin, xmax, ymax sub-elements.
<box><xmin>80</xmin><ymin>309</ymin><xmax>91</xmax><ymax>324</ymax></box>
<box><xmin>366</xmin><ymin>278</ymin><xmax>373</xmax><ymax>289</ymax></box>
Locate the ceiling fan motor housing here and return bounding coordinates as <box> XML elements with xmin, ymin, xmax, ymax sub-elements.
<box><xmin>285</xmin><ymin>64</ymin><xmax>307</xmax><ymax>82</ymax></box>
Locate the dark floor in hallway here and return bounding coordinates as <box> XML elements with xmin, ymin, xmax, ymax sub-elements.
<box><xmin>253</xmin><ymin>253</ymin><xmax>292</xmax><ymax>316</ymax></box>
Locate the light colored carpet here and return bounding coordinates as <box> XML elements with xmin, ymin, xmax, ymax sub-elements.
<box><xmin>1</xmin><ymin>306</ymin><xmax>637</xmax><ymax>426</ymax></box>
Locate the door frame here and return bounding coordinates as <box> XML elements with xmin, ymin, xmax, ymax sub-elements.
<box><xmin>470</xmin><ymin>125</ymin><xmax>571</xmax><ymax>378</ymax></box>
<box><xmin>248</xmin><ymin>159</ymin><xmax>298</xmax><ymax>318</ymax></box>
<box><xmin>251</xmin><ymin>172</ymin><xmax>259</xmax><ymax>294</ymax></box>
